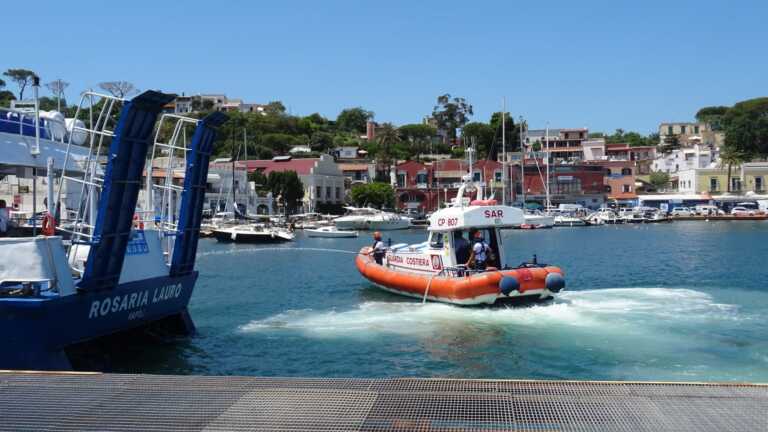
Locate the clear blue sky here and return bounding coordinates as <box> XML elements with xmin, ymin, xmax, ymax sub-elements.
<box><xmin>3</xmin><ymin>0</ymin><xmax>766</xmax><ymax>134</ymax></box>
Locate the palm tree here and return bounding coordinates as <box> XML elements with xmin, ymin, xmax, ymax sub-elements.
<box><xmin>376</xmin><ymin>123</ymin><xmax>400</xmax><ymax>177</ymax></box>
<box><xmin>719</xmin><ymin>145</ymin><xmax>746</xmax><ymax>193</ymax></box>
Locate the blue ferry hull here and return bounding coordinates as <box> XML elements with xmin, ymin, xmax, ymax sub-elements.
<box><xmin>0</xmin><ymin>273</ymin><xmax>197</xmax><ymax>370</ymax></box>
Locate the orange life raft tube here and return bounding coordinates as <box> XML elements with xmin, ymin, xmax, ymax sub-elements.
<box><xmin>356</xmin><ymin>247</ymin><xmax>565</xmax><ymax>306</ymax></box>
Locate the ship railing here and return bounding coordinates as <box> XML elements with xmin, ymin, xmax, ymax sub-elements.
<box><xmin>0</xmin><ymin>107</ymin><xmax>68</xmax><ymax>143</ymax></box>
<box><xmin>146</xmin><ymin>113</ymin><xmax>199</xmax><ymax>263</ymax></box>
<box><xmin>54</xmin><ymin>91</ymin><xmax>126</xmax><ymax>265</ymax></box>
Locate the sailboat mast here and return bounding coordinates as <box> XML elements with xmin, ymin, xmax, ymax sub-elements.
<box><xmin>501</xmin><ymin>97</ymin><xmax>506</xmax><ymax>206</ymax></box>
<box><xmin>243</xmin><ymin>128</ymin><xmax>248</xmax><ymax>216</ymax></box>
<box><xmin>231</xmin><ymin>129</ymin><xmax>236</xmax><ymax>218</ymax></box>
<box><xmin>545</xmin><ymin>124</ymin><xmax>550</xmax><ymax>209</ymax></box>
<box><xmin>520</xmin><ymin>117</ymin><xmax>525</xmax><ymax>207</ymax></box>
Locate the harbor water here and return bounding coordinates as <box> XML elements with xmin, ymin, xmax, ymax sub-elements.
<box><xmin>116</xmin><ymin>222</ymin><xmax>768</xmax><ymax>382</ymax></box>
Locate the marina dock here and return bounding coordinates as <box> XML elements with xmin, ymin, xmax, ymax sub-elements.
<box><xmin>1</xmin><ymin>371</ymin><xmax>765</xmax><ymax>431</ymax></box>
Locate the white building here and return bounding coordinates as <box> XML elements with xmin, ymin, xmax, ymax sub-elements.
<box><xmin>239</xmin><ymin>155</ymin><xmax>346</xmax><ymax>212</ymax></box>
<box><xmin>651</xmin><ymin>144</ymin><xmax>718</xmax><ymax>174</ymax></box>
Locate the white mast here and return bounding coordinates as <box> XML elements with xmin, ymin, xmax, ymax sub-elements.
<box><xmin>545</xmin><ymin>123</ymin><xmax>550</xmax><ymax>209</ymax></box>
<box><xmin>501</xmin><ymin>97</ymin><xmax>506</xmax><ymax>206</ymax></box>
<box><xmin>519</xmin><ymin>116</ymin><xmax>525</xmax><ymax>207</ymax></box>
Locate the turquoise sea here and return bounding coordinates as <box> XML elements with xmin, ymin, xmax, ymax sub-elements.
<box><xmin>118</xmin><ymin>222</ymin><xmax>768</xmax><ymax>382</ymax></box>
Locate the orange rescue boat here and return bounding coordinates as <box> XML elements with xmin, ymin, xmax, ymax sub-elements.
<box><xmin>355</xmin><ymin>178</ymin><xmax>565</xmax><ymax>306</ymax></box>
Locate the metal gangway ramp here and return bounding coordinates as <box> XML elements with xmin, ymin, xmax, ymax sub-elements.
<box><xmin>0</xmin><ymin>371</ymin><xmax>765</xmax><ymax>431</ymax></box>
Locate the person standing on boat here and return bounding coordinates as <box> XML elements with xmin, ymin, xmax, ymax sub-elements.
<box><xmin>467</xmin><ymin>231</ymin><xmax>493</xmax><ymax>271</ymax></box>
<box><xmin>372</xmin><ymin>231</ymin><xmax>386</xmax><ymax>265</ymax></box>
<box><xmin>454</xmin><ymin>231</ymin><xmax>471</xmax><ymax>265</ymax></box>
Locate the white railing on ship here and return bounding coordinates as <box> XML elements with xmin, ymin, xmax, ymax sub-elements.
<box><xmin>146</xmin><ymin>113</ymin><xmax>198</xmax><ymax>262</ymax></box>
<box><xmin>0</xmin><ymin>107</ymin><xmax>68</xmax><ymax>143</ymax></box>
<box><xmin>55</xmin><ymin>91</ymin><xmax>126</xmax><ymax>262</ymax></box>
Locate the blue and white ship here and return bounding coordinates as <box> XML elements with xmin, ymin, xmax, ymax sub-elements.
<box><xmin>0</xmin><ymin>90</ymin><xmax>227</xmax><ymax>370</ymax></box>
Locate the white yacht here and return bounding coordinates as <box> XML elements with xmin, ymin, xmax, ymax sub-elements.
<box><xmin>522</xmin><ymin>210</ymin><xmax>555</xmax><ymax>228</ymax></box>
<box><xmin>587</xmin><ymin>208</ymin><xmax>623</xmax><ymax>225</ymax></box>
<box><xmin>334</xmin><ymin>207</ymin><xmax>411</xmax><ymax>231</ymax></box>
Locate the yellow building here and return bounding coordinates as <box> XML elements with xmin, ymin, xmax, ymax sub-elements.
<box><xmin>678</xmin><ymin>162</ymin><xmax>768</xmax><ymax>194</ymax></box>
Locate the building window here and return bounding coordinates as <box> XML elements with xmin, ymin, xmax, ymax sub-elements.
<box><xmin>606</xmin><ymin>169</ymin><xmax>612</xmax><ymax>176</ymax></box>
<box><xmin>680</xmin><ymin>125</ymin><xmax>686</xmax><ymax>134</ymax></box>
<box><xmin>667</xmin><ymin>125</ymin><xmax>673</xmax><ymax>135</ymax></box>
<box><xmin>494</xmin><ymin>171</ymin><xmax>502</xmax><ymax>182</ymax></box>
<box><xmin>621</xmin><ymin>168</ymin><xmax>632</xmax><ymax>176</ymax></box>
<box><xmin>396</xmin><ymin>173</ymin><xmax>406</xmax><ymax>188</ymax></box>
<box><xmin>694</xmin><ymin>125</ymin><xmax>700</xmax><ymax>134</ymax></box>
<box><xmin>416</xmin><ymin>173</ymin><xmax>428</xmax><ymax>185</ymax></box>
<box><xmin>710</xmin><ymin>178</ymin><xmax>718</xmax><ymax>192</ymax></box>
<box><xmin>622</xmin><ymin>184</ymin><xmax>631</xmax><ymax>193</ymax></box>
<box><xmin>336</xmin><ymin>187</ymin><xmax>341</xmax><ymax>200</ymax></box>
<box><xmin>756</xmin><ymin>176</ymin><xmax>764</xmax><ymax>191</ymax></box>
<box><xmin>316</xmin><ymin>186</ymin><xmax>322</xmax><ymax>199</ymax></box>
<box><xmin>326</xmin><ymin>186</ymin><xmax>332</xmax><ymax>199</ymax></box>
<box><xmin>732</xmin><ymin>178</ymin><xmax>741</xmax><ymax>192</ymax></box>
<box><xmin>472</xmin><ymin>171</ymin><xmax>481</xmax><ymax>182</ymax></box>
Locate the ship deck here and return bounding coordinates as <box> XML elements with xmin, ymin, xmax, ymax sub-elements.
<box><xmin>0</xmin><ymin>371</ymin><xmax>765</xmax><ymax>431</ymax></box>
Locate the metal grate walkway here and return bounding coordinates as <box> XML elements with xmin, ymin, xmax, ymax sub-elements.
<box><xmin>0</xmin><ymin>371</ymin><xmax>766</xmax><ymax>431</ymax></box>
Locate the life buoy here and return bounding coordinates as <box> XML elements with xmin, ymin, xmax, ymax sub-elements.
<box><xmin>133</xmin><ymin>214</ymin><xmax>144</xmax><ymax>230</ymax></box>
<box><xmin>470</xmin><ymin>199</ymin><xmax>498</xmax><ymax>206</ymax></box>
<box><xmin>41</xmin><ymin>213</ymin><xmax>56</xmax><ymax>236</ymax></box>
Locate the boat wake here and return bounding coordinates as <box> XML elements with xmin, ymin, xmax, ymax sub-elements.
<box><xmin>197</xmin><ymin>247</ymin><xmax>357</xmax><ymax>258</ymax></box>
<box><xmin>239</xmin><ymin>288</ymin><xmax>747</xmax><ymax>338</ymax></box>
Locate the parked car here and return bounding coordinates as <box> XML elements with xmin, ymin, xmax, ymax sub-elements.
<box><xmin>670</xmin><ymin>207</ymin><xmax>693</xmax><ymax>217</ymax></box>
<box><xmin>731</xmin><ymin>206</ymin><xmax>756</xmax><ymax>216</ymax></box>
<box><xmin>694</xmin><ymin>205</ymin><xmax>723</xmax><ymax>216</ymax></box>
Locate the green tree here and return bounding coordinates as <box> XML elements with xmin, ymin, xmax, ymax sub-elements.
<box><xmin>398</xmin><ymin>123</ymin><xmax>436</xmax><ymax>160</ymax></box>
<box><xmin>349</xmin><ymin>182</ymin><xmax>395</xmax><ymax>209</ymax></box>
<box><xmin>461</xmin><ymin>122</ymin><xmax>494</xmax><ymax>158</ymax></box>
<box><xmin>310</xmin><ymin>131</ymin><xmax>334</xmax><ymax>152</ymax></box>
<box><xmin>649</xmin><ymin>171</ymin><xmax>670</xmax><ymax>190</ymax></box>
<box><xmin>0</xmin><ymin>78</ymin><xmax>15</xmax><ymax>106</ymax></box>
<box><xmin>489</xmin><ymin>111</ymin><xmax>519</xmax><ymax>158</ymax></box>
<box><xmin>336</xmin><ymin>107</ymin><xmax>373</xmax><ymax>133</ymax></box>
<box><xmin>432</xmin><ymin>93</ymin><xmax>473</xmax><ymax>144</ymax></box>
<box><xmin>248</xmin><ymin>170</ymin><xmax>269</xmax><ymax>191</ymax></box>
<box><xmin>264</xmin><ymin>101</ymin><xmax>286</xmax><ymax>115</ymax></box>
<box><xmin>719</xmin><ymin>145</ymin><xmax>747</xmax><ymax>193</ymax></box>
<box><xmin>266</xmin><ymin>171</ymin><xmax>305</xmax><ymax>213</ymax></box>
<box><xmin>3</xmin><ymin>68</ymin><xmax>36</xmax><ymax>100</ymax></box>
<box><xmin>375</xmin><ymin>123</ymin><xmax>400</xmax><ymax>170</ymax></box>
<box><xmin>723</xmin><ymin>97</ymin><xmax>768</xmax><ymax>157</ymax></box>
<box><xmin>695</xmin><ymin>106</ymin><xmax>729</xmax><ymax>131</ymax></box>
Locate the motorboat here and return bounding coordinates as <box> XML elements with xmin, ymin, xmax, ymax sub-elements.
<box><xmin>553</xmin><ymin>215</ymin><xmax>588</xmax><ymax>227</ymax></box>
<box><xmin>0</xmin><ymin>91</ymin><xmax>227</xmax><ymax>370</ymax></box>
<box><xmin>549</xmin><ymin>204</ymin><xmax>589</xmax><ymax>227</ymax></box>
<box><xmin>620</xmin><ymin>208</ymin><xmax>646</xmax><ymax>224</ymax></box>
<box><xmin>334</xmin><ymin>206</ymin><xmax>411</xmax><ymax>231</ymax></box>
<box><xmin>306</xmin><ymin>226</ymin><xmax>358</xmax><ymax>238</ymax></box>
<box><xmin>213</xmin><ymin>224</ymin><xmax>295</xmax><ymax>243</ymax></box>
<box><xmin>587</xmin><ymin>209</ymin><xmax>623</xmax><ymax>225</ymax></box>
<box><xmin>642</xmin><ymin>208</ymin><xmax>672</xmax><ymax>223</ymax></box>
<box><xmin>522</xmin><ymin>210</ymin><xmax>554</xmax><ymax>228</ymax></box>
<box><xmin>355</xmin><ymin>173</ymin><xmax>564</xmax><ymax>306</ymax></box>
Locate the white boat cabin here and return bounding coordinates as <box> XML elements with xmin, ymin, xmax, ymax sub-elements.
<box><xmin>384</xmin><ymin>204</ymin><xmax>524</xmax><ymax>275</ymax></box>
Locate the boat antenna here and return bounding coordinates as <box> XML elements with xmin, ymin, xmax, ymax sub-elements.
<box><xmin>501</xmin><ymin>97</ymin><xmax>506</xmax><ymax>205</ymax></box>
